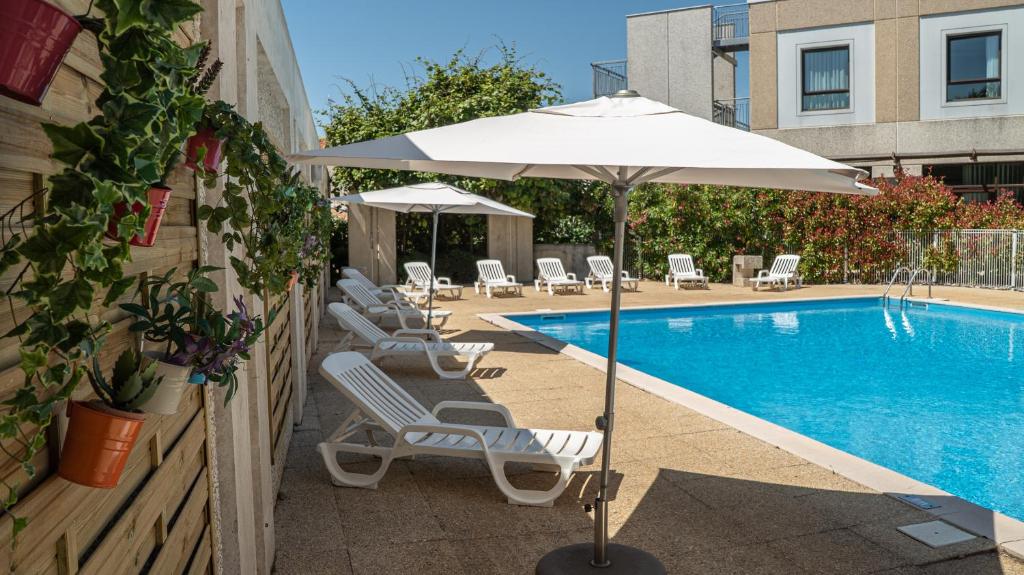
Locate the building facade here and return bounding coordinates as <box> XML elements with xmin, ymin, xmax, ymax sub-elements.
<box><xmin>596</xmin><ymin>1</ymin><xmax>1024</xmax><ymax>202</ymax></box>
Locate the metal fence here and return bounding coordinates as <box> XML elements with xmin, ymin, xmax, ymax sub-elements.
<box><xmin>713</xmin><ymin>3</ymin><xmax>749</xmax><ymax>43</ymax></box>
<box><xmin>713</xmin><ymin>97</ymin><xmax>750</xmax><ymax>131</ymax></box>
<box><xmin>592</xmin><ymin>59</ymin><xmax>627</xmax><ymax>98</ymax></box>
<box><xmin>888</xmin><ymin>230</ymin><xmax>1024</xmax><ymax>290</ymax></box>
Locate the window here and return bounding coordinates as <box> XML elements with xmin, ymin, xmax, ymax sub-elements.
<box><xmin>801</xmin><ymin>46</ymin><xmax>850</xmax><ymax>111</ymax></box>
<box><xmin>946</xmin><ymin>31</ymin><xmax>1001</xmax><ymax>102</ymax></box>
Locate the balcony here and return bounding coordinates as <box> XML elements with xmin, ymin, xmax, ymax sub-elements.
<box><xmin>713</xmin><ymin>3</ymin><xmax>749</xmax><ymax>51</ymax></box>
<box><xmin>713</xmin><ymin>97</ymin><xmax>750</xmax><ymax>131</ymax></box>
<box><xmin>592</xmin><ymin>59</ymin><xmax>627</xmax><ymax>98</ymax></box>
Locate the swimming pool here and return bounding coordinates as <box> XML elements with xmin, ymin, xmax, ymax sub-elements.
<box><xmin>511</xmin><ymin>297</ymin><xmax>1024</xmax><ymax>523</ymax></box>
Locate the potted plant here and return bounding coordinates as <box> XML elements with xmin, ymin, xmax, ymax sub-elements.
<box><xmin>184</xmin><ymin>295</ymin><xmax>268</xmax><ymax>401</ymax></box>
<box><xmin>185</xmin><ymin>47</ymin><xmax>225</xmax><ymax>173</ymax></box>
<box><xmin>58</xmin><ymin>349</ymin><xmax>158</xmax><ymax>488</ymax></box>
<box><xmin>0</xmin><ymin>0</ymin><xmax>85</xmax><ymax>106</ymax></box>
<box><xmin>106</xmin><ymin>184</ymin><xmax>175</xmax><ymax>247</ymax></box>
<box><xmin>119</xmin><ymin>268</ymin><xmax>219</xmax><ymax>414</ymax></box>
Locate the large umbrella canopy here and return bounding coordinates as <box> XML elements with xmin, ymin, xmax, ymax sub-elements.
<box><xmin>334</xmin><ymin>182</ymin><xmax>534</xmax><ymax>324</ymax></box>
<box><xmin>296</xmin><ymin>92</ymin><xmax>875</xmax><ymax>574</ymax></box>
<box><xmin>295</xmin><ymin>95</ymin><xmax>874</xmax><ymax>195</ymax></box>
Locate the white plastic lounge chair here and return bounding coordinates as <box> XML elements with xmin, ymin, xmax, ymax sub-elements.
<box><xmin>317</xmin><ymin>352</ymin><xmax>603</xmax><ymax>506</ymax></box>
<box><xmin>534</xmin><ymin>258</ymin><xmax>585</xmax><ymax>295</ymax></box>
<box><xmin>474</xmin><ymin>260</ymin><xmax>523</xmax><ymax>298</ymax></box>
<box><xmin>665</xmin><ymin>254</ymin><xmax>709</xmax><ymax>290</ymax></box>
<box><xmin>404</xmin><ymin>261</ymin><xmax>463</xmax><ymax>300</ymax></box>
<box><xmin>328</xmin><ymin>302</ymin><xmax>490</xmax><ymax>379</ymax></box>
<box><xmin>337</xmin><ymin>279</ymin><xmax>451</xmax><ymax>329</ymax></box>
<box><xmin>751</xmin><ymin>254</ymin><xmax>802</xmax><ymax>291</ymax></box>
<box><xmin>585</xmin><ymin>255</ymin><xmax>638</xmax><ymax>292</ymax></box>
<box><xmin>342</xmin><ymin>267</ymin><xmax>427</xmax><ymax>305</ymax></box>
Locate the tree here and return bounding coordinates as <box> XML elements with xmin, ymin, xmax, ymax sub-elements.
<box><xmin>320</xmin><ymin>46</ymin><xmax>593</xmax><ymax>279</ymax></box>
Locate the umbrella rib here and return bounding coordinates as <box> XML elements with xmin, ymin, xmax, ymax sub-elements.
<box><xmin>511</xmin><ymin>164</ymin><xmax>535</xmax><ymax>180</ymax></box>
<box><xmin>573</xmin><ymin>165</ymin><xmax>617</xmax><ymax>183</ymax></box>
<box><xmin>631</xmin><ymin>167</ymin><xmax>685</xmax><ymax>186</ymax></box>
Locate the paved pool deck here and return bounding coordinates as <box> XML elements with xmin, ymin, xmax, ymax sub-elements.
<box><xmin>274</xmin><ymin>282</ymin><xmax>1024</xmax><ymax>574</ymax></box>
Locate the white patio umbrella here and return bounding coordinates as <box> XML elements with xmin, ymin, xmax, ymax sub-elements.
<box><xmin>333</xmin><ymin>182</ymin><xmax>534</xmax><ymax>325</ymax></box>
<box><xmin>295</xmin><ymin>91</ymin><xmax>875</xmax><ymax>574</ymax></box>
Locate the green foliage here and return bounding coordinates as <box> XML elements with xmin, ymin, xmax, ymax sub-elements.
<box><xmin>0</xmin><ymin>0</ymin><xmax>206</xmax><ymax>536</ymax></box>
<box><xmin>536</xmin><ymin>215</ymin><xmax>599</xmax><ymax>245</ymax></box>
<box><xmin>119</xmin><ymin>267</ymin><xmax>219</xmax><ymax>362</ymax></box>
<box><xmin>321</xmin><ymin>46</ymin><xmax>591</xmax><ymax>277</ymax></box>
<box><xmin>88</xmin><ymin>349</ymin><xmax>160</xmax><ymax>413</ymax></box>
<box><xmin>923</xmin><ymin>240</ymin><xmax>960</xmax><ymax>275</ymax></box>
<box><xmin>198</xmin><ymin>102</ymin><xmax>332</xmax><ymax>297</ymax></box>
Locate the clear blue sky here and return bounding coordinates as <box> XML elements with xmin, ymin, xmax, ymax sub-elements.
<box><xmin>281</xmin><ymin>1</ymin><xmax>748</xmax><ymax>128</ymax></box>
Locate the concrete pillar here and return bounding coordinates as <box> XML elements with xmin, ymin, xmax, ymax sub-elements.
<box><xmin>487</xmin><ymin>215</ymin><xmax>534</xmax><ymax>282</ymax></box>
<box><xmin>289</xmin><ymin>284</ymin><xmax>307</xmax><ymax>426</ymax></box>
<box><xmin>348</xmin><ymin>204</ymin><xmax>397</xmax><ymax>284</ymax></box>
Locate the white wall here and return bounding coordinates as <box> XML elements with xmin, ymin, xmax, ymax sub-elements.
<box><xmin>777</xmin><ymin>22</ymin><xmax>875</xmax><ymax>128</ymax></box>
<box><xmin>920</xmin><ymin>6</ymin><xmax>1024</xmax><ymax>121</ymax></box>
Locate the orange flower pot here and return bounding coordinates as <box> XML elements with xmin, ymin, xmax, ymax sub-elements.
<box><xmin>58</xmin><ymin>401</ymin><xmax>145</xmax><ymax>489</ymax></box>
<box><xmin>184</xmin><ymin>128</ymin><xmax>225</xmax><ymax>173</ymax></box>
<box><xmin>287</xmin><ymin>271</ymin><xmax>299</xmax><ymax>290</ymax></box>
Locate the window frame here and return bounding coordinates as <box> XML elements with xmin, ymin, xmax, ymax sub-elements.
<box><xmin>796</xmin><ymin>40</ymin><xmax>855</xmax><ymax>116</ymax></box>
<box><xmin>941</xmin><ymin>25</ymin><xmax>1008</xmax><ymax>108</ymax></box>
<box><xmin>946</xmin><ymin>30</ymin><xmax>1002</xmax><ymax>102</ymax></box>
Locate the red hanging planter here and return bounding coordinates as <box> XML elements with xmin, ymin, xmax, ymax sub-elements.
<box><xmin>185</xmin><ymin>128</ymin><xmax>225</xmax><ymax>173</ymax></box>
<box><xmin>287</xmin><ymin>271</ymin><xmax>300</xmax><ymax>290</ymax></box>
<box><xmin>0</xmin><ymin>0</ymin><xmax>82</xmax><ymax>106</ymax></box>
<box><xmin>58</xmin><ymin>401</ymin><xmax>145</xmax><ymax>489</ymax></box>
<box><xmin>106</xmin><ymin>185</ymin><xmax>173</xmax><ymax>247</ymax></box>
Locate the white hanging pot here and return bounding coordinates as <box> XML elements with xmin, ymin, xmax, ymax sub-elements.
<box><xmin>137</xmin><ymin>351</ymin><xmax>193</xmax><ymax>415</ymax></box>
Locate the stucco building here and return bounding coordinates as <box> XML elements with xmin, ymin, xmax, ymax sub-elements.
<box><xmin>594</xmin><ymin>0</ymin><xmax>1024</xmax><ymax>202</ymax></box>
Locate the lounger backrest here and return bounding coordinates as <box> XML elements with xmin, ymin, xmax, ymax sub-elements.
<box><xmin>320</xmin><ymin>352</ymin><xmax>436</xmax><ymax>435</ymax></box>
<box><xmin>477</xmin><ymin>259</ymin><xmax>507</xmax><ymax>283</ymax></box>
<box><xmin>404</xmin><ymin>261</ymin><xmax>434</xmax><ymax>288</ymax></box>
<box><xmin>338</xmin><ymin>279</ymin><xmax>386</xmax><ymax>309</ymax></box>
<box><xmin>769</xmin><ymin>255</ymin><xmax>800</xmax><ymax>277</ymax></box>
<box><xmin>342</xmin><ymin>268</ymin><xmax>378</xmax><ymax>291</ymax></box>
<box><xmin>668</xmin><ymin>254</ymin><xmax>696</xmax><ymax>276</ymax></box>
<box><xmin>537</xmin><ymin>258</ymin><xmax>568</xmax><ymax>280</ymax></box>
<box><xmin>587</xmin><ymin>256</ymin><xmax>614</xmax><ymax>279</ymax></box>
<box><xmin>328</xmin><ymin>302</ymin><xmax>388</xmax><ymax>345</ymax></box>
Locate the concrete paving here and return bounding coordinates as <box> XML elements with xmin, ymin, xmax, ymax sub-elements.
<box><xmin>274</xmin><ymin>281</ymin><xmax>1024</xmax><ymax>574</ymax></box>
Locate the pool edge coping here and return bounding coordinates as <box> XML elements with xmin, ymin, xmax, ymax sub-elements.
<box><xmin>478</xmin><ymin>294</ymin><xmax>1024</xmax><ymax>559</ymax></box>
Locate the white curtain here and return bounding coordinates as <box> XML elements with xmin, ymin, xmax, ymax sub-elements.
<box><xmin>802</xmin><ymin>47</ymin><xmax>850</xmax><ymax>111</ymax></box>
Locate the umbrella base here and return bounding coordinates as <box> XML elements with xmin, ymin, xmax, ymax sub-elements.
<box><xmin>535</xmin><ymin>543</ymin><xmax>665</xmax><ymax>574</ymax></box>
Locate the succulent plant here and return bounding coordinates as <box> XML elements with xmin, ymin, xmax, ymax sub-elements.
<box><xmin>88</xmin><ymin>349</ymin><xmax>162</xmax><ymax>413</ymax></box>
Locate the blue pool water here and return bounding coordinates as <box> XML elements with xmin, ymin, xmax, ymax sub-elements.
<box><xmin>513</xmin><ymin>297</ymin><xmax>1024</xmax><ymax>521</ymax></box>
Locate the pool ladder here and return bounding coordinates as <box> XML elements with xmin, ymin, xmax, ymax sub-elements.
<box><xmin>883</xmin><ymin>267</ymin><xmax>933</xmax><ymax>307</ymax></box>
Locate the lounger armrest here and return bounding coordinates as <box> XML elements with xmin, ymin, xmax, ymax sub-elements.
<box><xmin>393</xmin><ymin>328</ymin><xmax>442</xmax><ymax>342</ymax></box>
<box><xmin>757</xmin><ymin>269</ymin><xmax>771</xmax><ymax>278</ymax></box>
<box><xmin>395</xmin><ymin>423</ymin><xmax>491</xmax><ymax>454</ymax></box>
<box><xmin>506</xmin><ymin>275</ymin><xmax>516</xmax><ymax>283</ymax></box>
<box><xmin>432</xmin><ymin>401</ymin><xmax>515</xmax><ymax>427</ymax></box>
<box><xmin>566</xmin><ymin>272</ymin><xmax>577</xmax><ymax>280</ymax></box>
<box><xmin>694</xmin><ymin>268</ymin><xmax>704</xmax><ymax>276</ymax></box>
<box><xmin>436</xmin><ymin>277</ymin><xmax>453</xmax><ymax>286</ymax></box>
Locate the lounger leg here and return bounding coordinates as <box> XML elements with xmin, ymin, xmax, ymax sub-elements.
<box><xmin>485</xmin><ymin>285</ymin><xmax>492</xmax><ymax>298</ymax></box>
<box><xmin>425</xmin><ymin>351</ymin><xmax>481</xmax><ymax>380</ymax></box>
<box><xmin>318</xmin><ymin>442</ymin><xmax>395</xmax><ymax>488</ymax></box>
<box><xmin>487</xmin><ymin>457</ymin><xmax>574</xmax><ymax>507</ymax></box>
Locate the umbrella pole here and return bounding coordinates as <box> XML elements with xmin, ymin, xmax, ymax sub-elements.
<box><xmin>427</xmin><ymin>208</ymin><xmax>438</xmax><ymax>328</ymax></box>
<box><xmin>536</xmin><ymin>184</ymin><xmax>664</xmax><ymax>574</ymax></box>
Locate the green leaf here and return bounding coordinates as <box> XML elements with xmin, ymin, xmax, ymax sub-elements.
<box><xmin>19</xmin><ymin>348</ymin><xmax>47</xmax><ymax>377</ymax></box>
<box><xmin>49</xmin><ymin>279</ymin><xmax>95</xmax><ymax>319</ymax></box>
<box><xmin>191</xmin><ymin>276</ymin><xmax>218</xmax><ymax>293</ymax></box>
<box><xmin>103</xmin><ymin>275</ymin><xmax>137</xmax><ymax>306</ymax></box>
<box><xmin>41</xmin><ymin>122</ymin><xmax>104</xmax><ymax>167</ymax></box>
<box><xmin>141</xmin><ymin>0</ymin><xmax>203</xmax><ymax>30</ymax></box>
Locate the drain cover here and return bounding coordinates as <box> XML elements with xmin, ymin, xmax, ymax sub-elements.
<box><xmin>898</xmin><ymin>494</ymin><xmax>940</xmax><ymax>510</ymax></box>
<box><xmin>898</xmin><ymin>521</ymin><xmax>976</xmax><ymax>548</ymax></box>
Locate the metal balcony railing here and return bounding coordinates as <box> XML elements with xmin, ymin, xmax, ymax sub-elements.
<box><xmin>713</xmin><ymin>97</ymin><xmax>750</xmax><ymax>131</ymax></box>
<box><xmin>713</xmin><ymin>3</ymin><xmax>749</xmax><ymax>48</ymax></box>
<box><xmin>592</xmin><ymin>59</ymin><xmax>627</xmax><ymax>98</ymax></box>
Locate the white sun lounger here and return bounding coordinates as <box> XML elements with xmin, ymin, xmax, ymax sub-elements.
<box><xmin>404</xmin><ymin>261</ymin><xmax>463</xmax><ymax>300</ymax></box>
<box><xmin>337</xmin><ymin>279</ymin><xmax>451</xmax><ymax>329</ymax></box>
<box><xmin>751</xmin><ymin>254</ymin><xmax>802</xmax><ymax>291</ymax></box>
<box><xmin>328</xmin><ymin>302</ymin><xmax>490</xmax><ymax>379</ymax></box>
<box><xmin>474</xmin><ymin>260</ymin><xmax>523</xmax><ymax>298</ymax></box>
<box><xmin>534</xmin><ymin>258</ymin><xmax>585</xmax><ymax>295</ymax></box>
<box><xmin>342</xmin><ymin>267</ymin><xmax>427</xmax><ymax>304</ymax></box>
<box><xmin>665</xmin><ymin>254</ymin><xmax>709</xmax><ymax>289</ymax></box>
<box><xmin>585</xmin><ymin>255</ymin><xmax>638</xmax><ymax>292</ymax></box>
<box><xmin>317</xmin><ymin>352</ymin><xmax>603</xmax><ymax>506</ymax></box>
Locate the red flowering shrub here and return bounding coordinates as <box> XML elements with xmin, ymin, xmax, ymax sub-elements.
<box><xmin>625</xmin><ymin>173</ymin><xmax>1024</xmax><ymax>283</ymax></box>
